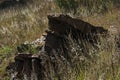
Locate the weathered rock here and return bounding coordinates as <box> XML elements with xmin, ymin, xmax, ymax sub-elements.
<box><xmin>7</xmin><ymin>14</ymin><xmax>108</xmax><ymax>80</ymax></box>
<box><xmin>48</xmin><ymin>15</ymin><xmax>107</xmax><ymax>34</ymax></box>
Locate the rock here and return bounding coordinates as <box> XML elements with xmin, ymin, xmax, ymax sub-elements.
<box><xmin>48</xmin><ymin>15</ymin><xmax>107</xmax><ymax>35</ymax></box>
<box><xmin>7</xmin><ymin>14</ymin><xmax>108</xmax><ymax>80</ymax></box>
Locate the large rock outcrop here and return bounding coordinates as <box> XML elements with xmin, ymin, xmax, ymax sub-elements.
<box><xmin>6</xmin><ymin>15</ymin><xmax>108</xmax><ymax>80</ymax></box>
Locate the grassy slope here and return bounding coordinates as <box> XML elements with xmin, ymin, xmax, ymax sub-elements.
<box><xmin>0</xmin><ymin>0</ymin><xmax>119</xmax><ymax>80</ymax></box>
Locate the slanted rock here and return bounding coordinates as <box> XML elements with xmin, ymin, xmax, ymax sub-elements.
<box><xmin>7</xmin><ymin>14</ymin><xmax>108</xmax><ymax>80</ymax></box>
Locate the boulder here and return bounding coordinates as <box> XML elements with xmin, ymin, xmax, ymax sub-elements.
<box><xmin>7</xmin><ymin>14</ymin><xmax>108</xmax><ymax>80</ymax></box>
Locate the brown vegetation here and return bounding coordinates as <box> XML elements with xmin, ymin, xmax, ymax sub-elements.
<box><xmin>0</xmin><ymin>0</ymin><xmax>119</xmax><ymax>80</ymax></box>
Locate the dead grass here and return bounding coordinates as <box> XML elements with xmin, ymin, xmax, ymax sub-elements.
<box><xmin>0</xmin><ymin>0</ymin><xmax>119</xmax><ymax>80</ymax></box>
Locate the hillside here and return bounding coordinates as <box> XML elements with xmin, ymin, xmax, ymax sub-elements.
<box><xmin>0</xmin><ymin>0</ymin><xmax>120</xmax><ymax>80</ymax></box>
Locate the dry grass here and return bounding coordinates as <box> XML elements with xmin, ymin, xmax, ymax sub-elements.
<box><xmin>66</xmin><ymin>31</ymin><xmax>120</xmax><ymax>80</ymax></box>
<box><xmin>0</xmin><ymin>0</ymin><xmax>119</xmax><ymax>80</ymax></box>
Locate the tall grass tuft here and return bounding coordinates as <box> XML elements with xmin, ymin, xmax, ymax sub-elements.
<box><xmin>64</xmin><ymin>31</ymin><xmax>120</xmax><ymax>80</ymax></box>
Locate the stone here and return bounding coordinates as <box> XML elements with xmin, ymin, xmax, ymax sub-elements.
<box><xmin>7</xmin><ymin>14</ymin><xmax>108</xmax><ymax>80</ymax></box>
